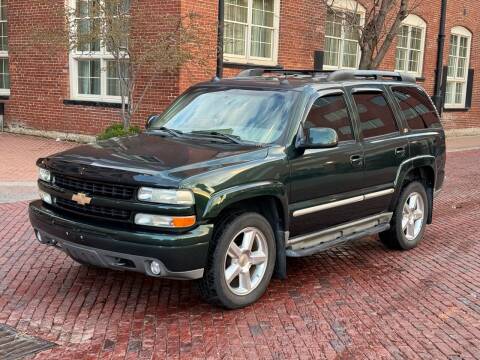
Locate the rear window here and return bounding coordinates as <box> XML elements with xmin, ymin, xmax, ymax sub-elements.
<box><xmin>353</xmin><ymin>92</ymin><xmax>399</xmax><ymax>138</ymax></box>
<box><xmin>392</xmin><ymin>86</ymin><xmax>441</xmax><ymax>130</ymax></box>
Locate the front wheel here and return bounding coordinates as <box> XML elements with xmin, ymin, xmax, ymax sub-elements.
<box><xmin>380</xmin><ymin>181</ymin><xmax>429</xmax><ymax>250</ymax></box>
<box><xmin>199</xmin><ymin>212</ymin><xmax>276</xmax><ymax>309</ymax></box>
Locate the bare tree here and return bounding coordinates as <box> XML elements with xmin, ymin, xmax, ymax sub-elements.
<box><xmin>37</xmin><ymin>0</ymin><xmax>207</xmax><ymax>130</ymax></box>
<box><xmin>324</xmin><ymin>0</ymin><xmax>419</xmax><ymax>69</ymax></box>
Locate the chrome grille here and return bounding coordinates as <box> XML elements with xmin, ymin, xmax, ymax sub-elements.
<box><xmin>55</xmin><ymin>197</ymin><xmax>132</xmax><ymax>221</ymax></box>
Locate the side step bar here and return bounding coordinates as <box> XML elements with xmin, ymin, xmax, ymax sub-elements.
<box><xmin>286</xmin><ymin>213</ymin><xmax>392</xmax><ymax>257</ymax></box>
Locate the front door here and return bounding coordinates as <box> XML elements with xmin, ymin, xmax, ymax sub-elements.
<box><xmin>288</xmin><ymin>90</ymin><xmax>366</xmax><ymax>238</ymax></box>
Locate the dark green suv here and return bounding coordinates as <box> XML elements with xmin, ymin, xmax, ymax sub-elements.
<box><xmin>30</xmin><ymin>69</ymin><xmax>446</xmax><ymax>309</ymax></box>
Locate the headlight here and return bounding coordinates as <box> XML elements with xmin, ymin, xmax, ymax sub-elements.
<box><xmin>38</xmin><ymin>168</ymin><xmax>51</xmax><ymax>182</ymax></box>
<box><xmin>39</xmin><ymin>190</ymin><xmax>52</xmax><ymax>205</ymax></box>
<box><xmin>137</xmin><ymin>187</ymin><xmax>195</xmax><ymax>205</ymax></box>
<box><xmin>134</xmin><ymin>214</ymin><xmax>196</xmax><ymax>228</ymax></box>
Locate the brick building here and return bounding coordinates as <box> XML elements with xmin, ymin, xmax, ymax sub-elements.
<box><xmin>1</xmin><ymin>0</ymin><xmax>478</xmax><ymax>136</ymax></box>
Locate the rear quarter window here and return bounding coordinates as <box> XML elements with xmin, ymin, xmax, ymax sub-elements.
<box><xmin>392</xmin><ymin>86</ymin><xmax>441</xmax><ymax>130</ymax></box>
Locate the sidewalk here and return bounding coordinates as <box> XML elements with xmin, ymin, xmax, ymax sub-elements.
<box><xmin>446</xmin><ymin>134</ymin><xmax>480</xmax><ymax>152</ymax></box>
<box><xmin>0</xmin><ymin>133</ymin><xmax>75</xmax><ymax>203</ymax></box>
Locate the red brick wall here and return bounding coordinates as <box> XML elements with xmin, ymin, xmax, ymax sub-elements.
<box><xmin>4</xmin><ymin>0</ymin><xmax>480</xmax><ymax>135</ymax></box>
<box><xmin>6</xmin><ymin>0</ymin><xmax>183</xmax><ymax>135</ymax></box>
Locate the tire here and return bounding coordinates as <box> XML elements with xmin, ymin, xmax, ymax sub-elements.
<box><xmin>199</xmin><ymin>212</ymin><xmax>276</xmax><ymax>309</ymax></box>
<box><xmin>380</xmin><ymin>181</ymin><xmax>429</xmax><ymax>250</ymax></box>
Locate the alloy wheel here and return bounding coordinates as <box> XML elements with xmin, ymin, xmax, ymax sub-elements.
<box><xmin>402</xmin><ymin>192</ymin><xmax>425</xmax><ymax>241</ymax></box>
<box><xmin>223</xmin><ymin>227</ymin><xmax>269</xmax><ymax>296</ymax></box>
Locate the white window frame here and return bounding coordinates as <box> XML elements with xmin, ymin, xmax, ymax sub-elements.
<box><xmin>323</xmin><ymin>0</ymin><xmax>365</xmax><ymax>71</ymax></box>
<box><xmin>0</xmin><ymin>0</ymin><xmax>9</xmax><ymax>96</ymax></box>
<box><xmin>445</xmin><ymin>26</ymin><xmax>472</xmax><ymax>109</ymax></box>
<box><xmin>394</xmin><ymin>14</ymin><xmax>426</xmax><ymax>77</ymax></box>
<box><xmin>223</xmin><ymin>0</ymin><xmax>280</xmax><ymax>67</ymax></box>
<box><xmin>68</xmin><ymin>0</ymin><xmax>127</xmax><ymax>103</ymax></box>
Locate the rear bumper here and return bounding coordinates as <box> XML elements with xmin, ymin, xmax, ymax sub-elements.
<box><xmin>29</xmin><ymin>200</ymin><xmax>212</xmax><ymax>279</ymax></box>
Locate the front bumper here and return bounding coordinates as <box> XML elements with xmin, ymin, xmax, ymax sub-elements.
<box><xmin>29</xmin><ymin>200</ymin><xmax>212</xmax><ymax>279</ymax></box>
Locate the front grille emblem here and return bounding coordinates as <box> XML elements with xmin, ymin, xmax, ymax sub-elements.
<box><xmin>72</xmin><ymin>192</ymin><xmax>92</xmax><ymax>206</ymax></box>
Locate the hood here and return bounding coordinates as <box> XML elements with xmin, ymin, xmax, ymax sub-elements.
<box><xmin>44</xmin><ymin>133</ymin><xmax>270</xmax><ymax>188</ymax></box>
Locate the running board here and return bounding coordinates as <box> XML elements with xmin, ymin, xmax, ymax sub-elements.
<box><xmin>286</xmin><ymin>213</ymin><xmax>392</xmax><ymax>257</ymax></box>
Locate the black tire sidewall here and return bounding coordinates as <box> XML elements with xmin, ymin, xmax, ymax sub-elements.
<box><xmin>393</xmin><ymin>181</ymin><xmax>429</xmax><ymax>250</ymax></box>
<box><xmin>212</xmin><ymin>213</ymin><xmax>276</xmax><ymax>309</ymax></box>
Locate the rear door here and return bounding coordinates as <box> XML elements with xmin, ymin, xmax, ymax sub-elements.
<box><xmin>348</xmin><ymin>85</ymin><xmax>409</xmax><ymax>214</ymax></box>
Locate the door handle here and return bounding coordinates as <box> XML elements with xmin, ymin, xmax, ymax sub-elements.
<box><xmin>350</xmin><ymin>155</ymin><xmax>363</xmax><ymax>166</ymax></box>
<box><xmin>395</xmin><ymin>147</ymin><xmax>406</xmax><ymax>156</ymax></box>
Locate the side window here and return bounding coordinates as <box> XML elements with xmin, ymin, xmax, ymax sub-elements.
<box><xmin>353</xmin><ymin>92</ymin><xmax>398</xmax><ymax>138</ymax></box>
<box><xmin>305</xmin><ymin>94</ymin><xmax>354</xmax><ymax>142</ymax></box>
<box><xmin>392</xmin><ymin>86</ymin><xmax>441</xmax><ymax>129</ymax></box>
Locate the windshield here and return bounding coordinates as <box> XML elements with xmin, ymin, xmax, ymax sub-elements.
<box><xmin>150</xmin><ymin>88</ymin><xmax>299</xmax><ymax>144</ymax></box>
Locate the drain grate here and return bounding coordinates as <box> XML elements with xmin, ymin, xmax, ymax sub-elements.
<box><xmin>0</xmin><ymin>324</ymin><xmax>56</xmax><ymax>360</ymax></box>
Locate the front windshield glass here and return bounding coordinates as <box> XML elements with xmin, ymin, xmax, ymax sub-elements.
<box><xmin>150</xmin><ymin>88</ymin><xmax>299</xmax><ymax>144</ymax></box>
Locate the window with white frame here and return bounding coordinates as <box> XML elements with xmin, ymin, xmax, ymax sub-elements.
<box><xmin>395</xmin><ymin>15</ymin><xmax>426</xmax><ymax>77</ymax></box>
<box><xmin>69</xmin><ymin>0</ymin><xmax>129</xmax><ymax>103</ymax></box>
<box><xmin>445</xmin><ymin>26</ymin><xmax>472</xmax><ymax>108</ymax></box>
<box><xmin>0</xmin><ymin>0</ymin><xmax>9</xmax><ymax>95</ymax></box>
<box><xmin>223</xmin><ymin>0</ymin><xmax>280</xmax><ymax>66</ymax></box>
<box><xmin>324</xmin><ymin>0</ymin><xmax>364</xmax><ymax>70</ymax></box>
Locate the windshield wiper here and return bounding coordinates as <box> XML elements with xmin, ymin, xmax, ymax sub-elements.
<box><xmin>189</xmin><ymin>131</ymin><xmax>244</xmax><ymax>144</ymax></box>
<box><xmin>153</xmin><ymin>127</ymin><xmax>184</xmax><ymax>137</ymax></box>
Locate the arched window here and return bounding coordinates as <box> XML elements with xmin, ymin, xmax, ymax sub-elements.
<box><xmin>395</xmin><ymin>15</ymin><xmax>426</xmax><ymax>77</ymax></box>
<box><xmin>445</xmin><ymin>26</ymin><xmax>472</xmax><ymax>108</ymax></box>
<box><xmin>324</xmin><ymin>0</ymin><xmax>365</xmax><ymax>70</ymax></box>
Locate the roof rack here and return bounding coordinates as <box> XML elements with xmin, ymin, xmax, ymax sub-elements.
<box><xmin>236</xmin><ymin>68</ymin><xmax>327</xmax><ymax>78</ymax></box>
<box><xmin>236</xmin><ymin>68</ymin><xmax>416</xmax><ymax>84</ymax></box>
<box><xmin>326</xmin><ymin>70</ymin><xmax>416</xmax><ymax>83</ymax></box>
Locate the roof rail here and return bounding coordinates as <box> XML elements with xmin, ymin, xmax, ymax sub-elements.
<box><xmin>326</xmin><ymin>70</ymin><xmax>416</xmax><ymax>83</ymax></box>
<box><xmin>236</xmin><ymin>68</ymin><xmax>327</xmax><ymax>78</ymax></box>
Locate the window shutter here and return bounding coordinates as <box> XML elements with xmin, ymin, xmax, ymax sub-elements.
<box><xmin>465</xmin><ymin>68</ymin><xmax>474</xmax><ymax>109</ymax></box>
<box><xmin>314</xmin><ymin>51</ymin><xmax>324</xmax><ymax>71</ymax></box>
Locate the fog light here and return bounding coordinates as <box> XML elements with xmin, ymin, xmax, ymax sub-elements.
<box><xmin>150</xmin><ymin>261</ymin><xmax>162</xmax><ymax>275</ymax></box>
<box><xmin>35</xmin><ymin>230</ymin><xmax>43</xmax><ymax>243</ymax></box>
<box><xmin>39</xmin><ymin>190</ymin><xmax>52</xmax><ymax>205</ymax></box>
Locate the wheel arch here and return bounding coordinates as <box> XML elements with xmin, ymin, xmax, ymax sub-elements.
<box><xmin>201</xmin><ymin>183</ymin><xmax>289</xmax><ymax>279</ymax></box>
<box><xmin>393</xmin><ymin>157</ymin><xmax>436</xmax><ymax>223</ymax></box>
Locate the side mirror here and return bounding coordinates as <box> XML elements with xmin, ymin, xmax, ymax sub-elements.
<box><xmin>297</xmin><ymin>127</ymin><xmax>339</xmax><ymax>149</ymax></box>
<box><xmin>146</xmin><ymin>114</ymin><xmax>159</xmax><ymax>129</ymax></box>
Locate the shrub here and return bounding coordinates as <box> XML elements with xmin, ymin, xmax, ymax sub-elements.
<box><xmin>97</xmin><ymin>124</ymin><xmax>142</xmax><ymax>141</ymax></box>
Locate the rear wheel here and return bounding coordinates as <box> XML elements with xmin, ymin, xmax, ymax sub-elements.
<box><xmin>380</xmin><ymin>181</ymin><xmax>428</xmax><ymax>250</ymax></box>
<box><xmin>199</xmin><ymin>212</ymin><xmax>276</xmax><ymax>309</ymax></box>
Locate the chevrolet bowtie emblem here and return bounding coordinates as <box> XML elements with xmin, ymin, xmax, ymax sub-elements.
<box><xmin>72</xmin><ymin>192</ymin><xmax>92</xmax><ymax>206</ymax></box>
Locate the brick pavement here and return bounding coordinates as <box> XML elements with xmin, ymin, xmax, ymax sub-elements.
<box><xmin>0</xmin><ymin>143</ymin><xmax>479</xmax><ymax>358</ymax></box>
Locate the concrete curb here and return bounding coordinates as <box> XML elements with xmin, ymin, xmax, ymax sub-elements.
<box><xmin>4</xmin><ymin>127</ymin><xmax>96</xmax><ymax>144</ymax></box>
<box><xmin>444</xmin><ymin>127</ymin><xmax>480</xmax><ymax>138</ymax></box>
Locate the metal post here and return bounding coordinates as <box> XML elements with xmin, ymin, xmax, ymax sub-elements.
<box><xmin>432</xmin><ymin>0</ymin><xmax>448</xmax><ymax>112</ymax></box>
<box><xmin>216</xmin><ymin>0</ymin><xmax>225</xmax><ymax>78</ymax></box>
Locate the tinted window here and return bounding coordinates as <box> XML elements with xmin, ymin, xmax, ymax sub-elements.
<box><xmin>393</xmin><ymin>86</ymin><xmax>441</xmax><ymax>129</ymax></box>
<box><xmin>305</xmin><ymin>95</ymin><xmax>354</xmax><ymax>142</ymax></box>
<box><xmin>353</xmin><ymin>92</ymin><xmax>398</xmax><ymax>138</ymax></box>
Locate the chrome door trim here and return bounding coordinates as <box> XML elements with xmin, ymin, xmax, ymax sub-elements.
<box><xmin>364</xmin><ymin>188</ymin><xmax>395</xmax><ymax>200</ymax></box>
<box><xmin>292</xmin><ymin>188</ymin><xmax>395</xmax><ymax>217</ymax></box>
